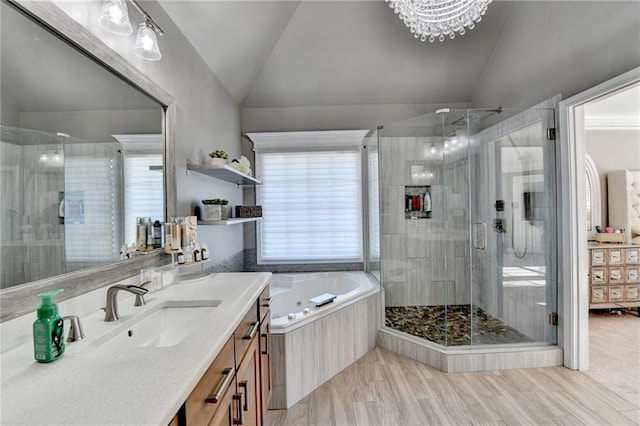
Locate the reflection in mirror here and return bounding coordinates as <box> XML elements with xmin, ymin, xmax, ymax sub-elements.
<box><xmin>1</xmin><ymin>1</ymin><xmax>164</xmax><ymax>290</ymax></box>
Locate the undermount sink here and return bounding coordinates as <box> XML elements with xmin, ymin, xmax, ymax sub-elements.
<box><xmin>97</xmin><ymin>300</ymin><xmax>221</xmax><ymax>349</ymax></box>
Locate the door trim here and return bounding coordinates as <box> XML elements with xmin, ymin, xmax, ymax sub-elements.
<box><xmin>558</xmin><ymin>66</ymin><xmax>640</xmax><ymax>371</ymax></box>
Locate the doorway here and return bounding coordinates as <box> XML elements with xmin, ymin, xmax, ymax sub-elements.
<box><xmin>559</xmin><ymin>66</ymin><xmax>640</xmax><ymax>372</ymax></box>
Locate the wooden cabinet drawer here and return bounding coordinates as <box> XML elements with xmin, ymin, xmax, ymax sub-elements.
<box><xmin>626</xmin><ymin>248</ymin><xmax>640</xmax><ymax>264</ymax></box>
<box><xmin>608</xmin><ymin>286</ymin><xmax>624</xmax><ymax>302</ymax></box>
<box><xmin>625</xmin><ymin>285</ymin><xmax>640</xmax><ymax>302</ymax></box>
<box><xmin>591</xmin><ymin>249</ymin><xmax>606</xmax><ymax>266</ymax></box>
<box><xmin>591</xmin><ymin>286</ymin><xmax>608</xmax><ymax>303</ymax></box>
<box><xmin>185</xmin><ymin>336</ymin><xmax>236</xmax><ymax>425</ymax></box>
<box><xmin>258</xmin><ymin>285</ymin><xmax>271</xmax><ymax>323</ymax></box>
<box><xmin>608</xmin><ymin>267</ymin><xmax>625</xmax><ymax>284</ymax></box>
<box><xmin>608</xmin><ymin>248</ymin><xmax>625</xmax><ymax>265</ymax></box>
<box><xmin>235</xmin><ymin>300</ymin><xmax>259</xmax><ymax>367</ymax></box>
<box><xmin>590</xmin><ymin>267</ymin><xmax>607</xmax><ymax>285</ymax></box>
<box><xmin>626</xmin><ymin>266</ymin><xmax>640</xmax><ymax>283</ymax></box>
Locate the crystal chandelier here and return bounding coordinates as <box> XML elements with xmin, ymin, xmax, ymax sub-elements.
<box><xmin>386</xmin><ymin>0</ymin><xmax>492</xmax><ymax>42</ymax></box>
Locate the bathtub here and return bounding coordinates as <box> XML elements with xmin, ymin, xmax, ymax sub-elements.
<box><xmin>269</xmin><ymin>271</ymin><xmax>377</xmax><ymax>333</ymax></box>
<box><xmin>268</xmin><ymin>271</ymin><xmax>381</xmax><ymax>409</ymax></box>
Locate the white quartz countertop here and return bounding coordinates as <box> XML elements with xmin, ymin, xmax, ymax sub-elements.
<box><xmin>0</xmin><ymin>272</ymin><xmax>271</xmax><ymax>425</ymax></box>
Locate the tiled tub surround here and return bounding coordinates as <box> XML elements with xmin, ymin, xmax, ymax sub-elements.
<box><xmin>0</xmin><ymin>272</ymin><xmax>271</xmax><ymax>425</ymax></box>
<box><xmin>269</xmin><ymin>272</ymin><xmax>381</xmax><ymax>409</ymax></box>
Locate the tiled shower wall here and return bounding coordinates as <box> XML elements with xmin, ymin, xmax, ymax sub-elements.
<box><xmin>379</xmin><ymin>136</ymin><xmax>470</xmax><ymax>307</ymax></box>
<box><xmin>0</xmin><ymin>141</ymin><xmax>65</xmax><ymax>288</ymax></box>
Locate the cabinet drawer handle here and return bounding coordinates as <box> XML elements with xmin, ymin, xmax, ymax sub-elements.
<box><xmin>243</xmin><ymin>321</ymin><xmax>259</xmax><ymax>340</ymax></box>
<box><xmin>238</xmin><ymin>381</ymin><xmax>249</xmax><ymax>411</ymax></box>
<box><xmin>261</xmin><ymin>297</ymin><xmax>272</xmax><ymax>307</ymax></box>
<box><xmin>261</xmin><ymin>324</ymin><xmax>269</xmax><ymax>355</ymax></box>
<box><xmin>205</xmin><ymin>367</ymin><xmax>235</xmax><ymax>404</ymax></box>
<box><xmin>232</xmin><ymin>393</ymin><xmax>243</xmax><ymax>425</ymax></box>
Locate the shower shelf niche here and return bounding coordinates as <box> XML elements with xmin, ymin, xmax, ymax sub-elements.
<box><xmin>405</xmin><ymin>186</ymin><xmax>432</xmax><ymax>219</ymax></box>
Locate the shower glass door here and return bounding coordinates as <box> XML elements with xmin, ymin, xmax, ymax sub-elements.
<box><xmin>468</xmin><ymin>108</ymin><xmax>558</xmax><ymax>346</ymax></box>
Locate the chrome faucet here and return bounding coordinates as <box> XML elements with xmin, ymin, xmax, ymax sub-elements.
<box><xmin>63</xmin><ymin>315</ymin><xmax>85</xmax><ymax>342</ymax></box>
<box><xmin>104</xmin><ymin>285</ymin><xmax>149</xmax><ymax>322</ymax></box>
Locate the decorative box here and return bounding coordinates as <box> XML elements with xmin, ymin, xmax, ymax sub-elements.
<box><xmin>235</xmin><ymin>205</ymin><xmax>262</xmax><ymax>218</ymax></box>
<box><xmin>595</xmin><ymin>233</ymin><xmax>625</xmax><ymax>244</ymax></box>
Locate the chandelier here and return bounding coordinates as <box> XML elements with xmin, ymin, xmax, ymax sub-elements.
<box><xmin>386</xmin><ymin>0</ymin><xmax>492</xmax><ymax>42</ymax></box>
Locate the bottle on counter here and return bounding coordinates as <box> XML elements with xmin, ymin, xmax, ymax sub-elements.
<box><xmin>146</xmin><ymin>217</ymin><xmax>153</xmax><ymax>249</ymax></box>
<box><xmin>152</xmin><ymin>220</ymin><xmax>162</xmax><ymax>249</ymax></box>
<box><xmin>201</xmin><ymin>242</ymin><xmax>209</xmax><ymax>260</ymax></box>
<box><xmin>136</xmin><ymin>217</ymin><xmax>147</xmax><ymax>251</ymax></box>
<box><xmin>193</xmin><ymin>243</ymin><xmax>202</xmax><ymax>262</ymax></box>
<box><xmin>33</xmin><ymin>289</ymin><xmax>65</xmax><ymax>363</ymax></box>
<box><xmin>177</xmin><ymin>249</ymin><xmax>185</xmax><ymax>265</ymax></box>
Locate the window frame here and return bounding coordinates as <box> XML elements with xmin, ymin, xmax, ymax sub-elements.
<box><xmin>248</xmin><ymin>130</ymin><xmax>369</xmax><ymax>265</ymax></box>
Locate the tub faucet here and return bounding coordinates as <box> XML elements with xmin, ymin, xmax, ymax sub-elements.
<box><xmin>104</xmin><ymin>285</ymin><xmax>148</xmax><ymax>322</ymax></box>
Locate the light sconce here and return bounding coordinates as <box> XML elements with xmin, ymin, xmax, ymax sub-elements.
<box><xmin>38</xmin><ymin>150</ymin><xmax>64</xmax><ymax>167</ymax></box>
<box><xmin>99</xmin><ymin>0</ymin><xmax>132</xmax><ymax>35</ymax></box>
<box><xmin>99</xmin><ymin>0</ymin><xmax>164</xmax><ymax>61</ymax></box>
<box><xmin>134</xmin><ymin>20</ymin><xmax>162</xmax><ymax>61</ymax></box>
<box><xmin>430</xmin><ymin>143</ymin><xmax>437</xmax><ymax>155</ymax></box>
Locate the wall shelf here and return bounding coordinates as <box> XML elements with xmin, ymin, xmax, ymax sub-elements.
<box><xmin>187</xmin><ymin>163</ymin><xmax>261</xmax><ymax>185</ymax></box>
<box><xmin>198</xmin><ymin>217</ymin><xmax>262</xmax><ymax>226</ymax></box>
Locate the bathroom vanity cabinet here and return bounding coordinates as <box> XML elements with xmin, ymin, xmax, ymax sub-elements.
<box><xmin>589</xmin><ymin>244</ymin><xmax>640</xmax><ymax>309</ymax></box>
<box><xmin>182</xmin><ymin>285</ymin><xmax>271</xmax><ymax>426</ymax></box>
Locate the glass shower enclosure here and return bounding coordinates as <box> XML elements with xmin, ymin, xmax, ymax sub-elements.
<box><xmin>379</xmin><ymin>107</ymin><xmax>557</xmax><ymax>348</ymax></box>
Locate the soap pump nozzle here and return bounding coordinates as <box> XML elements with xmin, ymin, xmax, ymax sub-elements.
<box><xmin>36</xmin><ymin>289</ymin><xmax>63</xmax><ymax>319</ymax></box>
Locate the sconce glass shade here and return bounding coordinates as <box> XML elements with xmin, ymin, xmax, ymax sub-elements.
<box><xmin>99</xmin><ymin>0</ymin><xmax>133</xmax><ymax>35</ymax></box>
<box><xmin>134</xmin><ymin>22</ymin><xmax>162</xmax><ymax>61</ymax></box>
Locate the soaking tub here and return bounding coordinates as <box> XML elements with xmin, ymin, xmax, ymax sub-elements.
<box><xmin>268</xmin><ymin>271</ymin><xmax>381</xmax><ymax>409</ymax></box>
<box><xmin>269</xmin><ymin>271</ymin><xmax>377</xmax><ymax>333</ymax></box>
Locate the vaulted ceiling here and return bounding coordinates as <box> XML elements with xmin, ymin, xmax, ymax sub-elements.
<box><xmin>158</xmin><ymin>0</ymin><xmax>517</xmax><ymax>108</ymax></box>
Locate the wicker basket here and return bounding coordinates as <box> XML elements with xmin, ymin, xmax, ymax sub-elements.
<box><xmin>235</xmin><ymin>205</ymin><xmax>262</xmax><ymax>218</ymax></box>
<box><xmin>595</xmin><ymin>233</ymin><xmax>625</xmax><ymax>244</ymax></box>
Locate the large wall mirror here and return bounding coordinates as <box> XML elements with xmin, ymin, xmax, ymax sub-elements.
<box><xmin>0</xmin><ymin>0</ymin><xmax>175</xmax><ymax>320</ymax></box>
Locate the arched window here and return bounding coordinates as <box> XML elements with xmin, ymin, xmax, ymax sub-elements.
<box><xmin>585</xmin><ymin>153</ymin><xmax>601</xmax><ymax>239</ymax></box>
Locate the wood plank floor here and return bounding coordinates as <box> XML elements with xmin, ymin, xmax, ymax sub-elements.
<box><xmin>586</xmin><ymin>310</ymin><xmax>640</xmax><ymax>407</ymax></box>
<box><xmin>265</xmin><ymin>346</ymin><xmax>640</xmax><ymax>425</ymax></box>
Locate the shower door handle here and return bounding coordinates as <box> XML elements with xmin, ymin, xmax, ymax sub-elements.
<box><xmin>473</xmin><ymin>221</ymin><xmax>487</xmax><ymax>250</ymax></box>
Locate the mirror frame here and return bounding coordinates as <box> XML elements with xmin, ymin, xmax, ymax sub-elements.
<box><xmin>0</xmin><ymin>0</ymin><xmax>177</xmax><ymax>322</ymax></box>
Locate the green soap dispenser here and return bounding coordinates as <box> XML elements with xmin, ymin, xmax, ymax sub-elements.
<box><xmin>33</xmin><ymin>289</ymin><xmax>65</xmax><ymax>363</ymax></box>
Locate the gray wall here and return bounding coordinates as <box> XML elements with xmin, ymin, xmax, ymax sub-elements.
<box><xmin>19</xmin><ymin>109</ymin><xmax>162</xmax><ymax>143</ymax></box>
<box><xmin>51</xmin><ymin>0</ymin><xmax>245</xmax><ymax>266</ymax></box>
<box><xmin>472</xmin><ymin>1</ymin><xmax>640</xmax><ymax>108</ymax></box>
<box><xmin>586</xmin><ymin>129</ymin><xmax>640</xmax><ymax>226</ymax></box>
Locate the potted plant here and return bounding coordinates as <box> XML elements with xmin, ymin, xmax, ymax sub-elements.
<box><xmin>208</xmin><ymin>150</ymin><xmax>228</xmax><ymax>166</ymax></box>
<box><xmin>201</xmin><ymin>198</ymin><xmax>229</xmax><ymax>220</ymax></box>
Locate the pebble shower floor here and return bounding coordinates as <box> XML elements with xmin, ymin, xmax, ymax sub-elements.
<box><xmin>385</xmin><ymin>305</ymin><xmax>533</xmax><ymax>346</ymax></box>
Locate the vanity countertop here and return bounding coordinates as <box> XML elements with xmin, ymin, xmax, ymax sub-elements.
<box><xmin>0</xmin><ymin>272</ymin><xmax>271</xmax><ymax>425</ymax></box>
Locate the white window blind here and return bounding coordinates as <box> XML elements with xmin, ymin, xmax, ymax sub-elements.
<box><xmin>64</xmin><ymin>156</ymin><xmax>118</xmax><ymax>262</ymax></box>
<box><xmin>124</xmin><ymin>154</ymin><xmax>164</xmax><ymax>245</ymax></box>
<box><xmin>258</xmin><ymin>150</ymin><xmax>363</xmax><ymax>263</ymax></box>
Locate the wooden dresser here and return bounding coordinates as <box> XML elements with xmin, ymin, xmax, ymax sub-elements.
<box><xmin>588</xmin><ymin>243</ymin><xmax>640</xmax><ymax>309</ymax></box>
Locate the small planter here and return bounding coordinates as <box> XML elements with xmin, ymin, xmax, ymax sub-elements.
<box><xmin>222</xmin><ymin>206</ymin><xmax>231</xmax><ymax>220</ymax></box>
<box><xmin>203</xmin><ymin>204</ymin><xmax>222</xmax><ymax>221</ymax></box>
<box><xmin>208</xmin><ymin>157</ymin><xmax>226</xmax><ymax>166</ymax></box>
